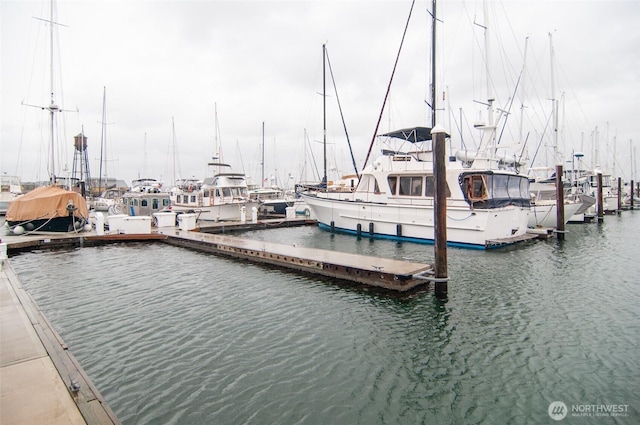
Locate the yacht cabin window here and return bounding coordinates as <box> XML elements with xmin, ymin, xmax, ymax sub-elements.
<box><xmin>388</xmin><ymin>175</ymin><xmax>451</xmax><ymax>197</ymax></box>
<box><xmin>424</xmin><ymin>176</ymin><xmax>451</xmax><ymax>197</ymax></box>
<box><xmin>387</xmin><ymin>176</ymin><xmax>397</xmax><ymax>195</ymax></box>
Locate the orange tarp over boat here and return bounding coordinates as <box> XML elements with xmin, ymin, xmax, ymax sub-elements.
<box><xmin>5</xmin><ymin>185</ymin><xmax>89</xmax><ymax>221</ymax></box>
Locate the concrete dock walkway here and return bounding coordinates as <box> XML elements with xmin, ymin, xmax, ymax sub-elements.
<box><xmin>0</xmin><ymin>259</ymin><xmax>120</xmax><ymax>425</ymax></box>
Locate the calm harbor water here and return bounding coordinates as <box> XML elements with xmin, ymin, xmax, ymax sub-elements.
<box><xmin>9</xmin><ymin>212</ymin><xmax>640</xmax><ymax>424</ymax></box>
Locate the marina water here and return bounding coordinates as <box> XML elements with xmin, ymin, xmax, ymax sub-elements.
<box><xmin>10</xmin><ymin>212</ymin><xmax>640</xmax><ymax>424</ymax></box>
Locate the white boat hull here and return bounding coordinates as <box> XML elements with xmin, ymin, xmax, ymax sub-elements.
<box><xmin>302</xmin><ymin>193</ymin><xmax>529</xmax><ymax>249</ymax></box>
<box><xmin>170</xmin><ymin>201</ymin><xmax>259</xmax><ymax>222</ymax></box>
<box><xmin>528</xmin><ymin>201</ymin><xmax>583</xmax><ymax>228</ymax></box>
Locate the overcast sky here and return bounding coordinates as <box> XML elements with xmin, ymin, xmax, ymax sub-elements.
<box><xmin>1</xmin><ymin>0</ymin><xmax>639</xmax><ymax>188</ymax></box>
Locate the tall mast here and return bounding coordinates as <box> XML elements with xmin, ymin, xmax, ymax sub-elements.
<box><xmin>430</xmin><ymin>0</ymin><xmax>437</xmax><ymax>128</ymax></box>
<box><xmin>484</xmin><ymin>0</ymin><xmax>495</xmax><ymax>158</ymax></box>
<box><xmin>549</xmin><ymin>32</ymin><xmax>559</xmax><ymax>165</ymax></box>
<box><xmin>261</xmin><ymin>121</ymin><xmax>265</xmax><ymax>188</ymax></box>
<box><xmin>519</xmin><ymin>37</ymin><xmax>528</xmax><ymax>144</ymax></box>
<box><xmin>322</xmin><ymin>43</ymin><xmax>327</xmax><ymax>186</ymax></box>
<box><xmin>49</xmin><ymin>0</ymin><xmax>56</xmax><ymax>182</ymax></box>
<box><xmin>172</xmin><ymin>116</ymin><xmax>177</xmax><ymax>183</ymax></box>
<box><xmin>98</xmin><ymin>86</ymin><xmax>106</xmax><ymax>194</ymax></box>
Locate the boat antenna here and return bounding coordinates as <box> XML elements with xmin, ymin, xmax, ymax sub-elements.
<box><xmin>362</xmin><ymin>0</ymin><xmax>416</xmax><ymax>168</ymax></box>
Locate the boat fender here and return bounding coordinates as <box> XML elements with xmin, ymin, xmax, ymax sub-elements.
<box><xmin>13</xmin><ymin>225</ymin><xmax>25</xmax><ymax>235</ymax></box>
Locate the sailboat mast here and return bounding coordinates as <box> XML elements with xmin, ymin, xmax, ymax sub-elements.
<box><xmin>483</xmin><ymin>0</ymin><xmax>495</xmax><ymax>157</ymax></box>
<box><xmin>261</xmin><ymin>121</ymin><xmax>265</xmax><ymax>188</ymax></box>
<box><xmin>172</xmin><ymin>116</ymin><xmax>177</xmax><ymax>184</ymax></box>
<box><xmin>49</xmin><ymin>0</ymin><xmax>56</xmax><ymax>183</ymax></box>
<box><xmin>322</xmin><ymin>43</ymin><xmax>327</xmax><ymax>185</ymax></box>
<box><xmin>430</xmin><ymin>0</ymin><xmax>437</xmax><ymax>128</ymax></box>
<box><xmin>98</xmin><ymin>86</ymin><xmax>106</xmax><ymax>194</ymax></box>
<box><xmin>549</xmin><ymin>32</ymin><xmax>559</xmax><ymax>165</ymax></box>
<box><xmin>519</xmin><ymin>37</ymin><xmax>528</xmax><ymax>144</ymax></box>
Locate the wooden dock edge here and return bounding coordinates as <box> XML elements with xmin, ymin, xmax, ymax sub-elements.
<box><xmin>161</xmin><ymin>235</ymin><xmax>432</xmax><ymax>292</ymax></box>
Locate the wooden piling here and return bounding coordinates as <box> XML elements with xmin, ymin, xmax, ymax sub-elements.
<box><xmin>432</xmin><ymin>126</ymin><xmax>448</xmax><ymax>296</ymax></box>
<box><xmin>597</xmin><ymin>172</ymin><xmax>604</xmax><ymax>223</ymax></box>
<box><xmin>555</xmin><ymin>164</ymin><xmax>565</xmax><ymax>240</ymax></box>
<box><xmin>617</xmin><ymin>177</ymin><xmax>622</xmax><ymax>214</ymax></box>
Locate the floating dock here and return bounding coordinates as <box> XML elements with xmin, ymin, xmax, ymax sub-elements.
<box><xmin>160</xmin><ymin>228</ymin><xmax>432</xmax><ymax>291</ymax></box>
<box><xmin>1</xmin><ymin>260</ymin><xmax>120</xmax><ymax>425</ymax></box>
<box><xmin>3</xmin><ymin>225</ymin><xmax>434</xmax><ymax>292</ymax></box>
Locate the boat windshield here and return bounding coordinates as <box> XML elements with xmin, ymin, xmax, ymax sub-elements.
<box><xmin>460</xmin><ymin>172</ymin><xmax>530</xmax><ymax>208</ymax></box>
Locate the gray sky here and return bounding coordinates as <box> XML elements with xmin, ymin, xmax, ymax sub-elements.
<box><xmin>2</xmin><ymin>0</ymin><xmax>639</xmax><ymax>187</ymax></box>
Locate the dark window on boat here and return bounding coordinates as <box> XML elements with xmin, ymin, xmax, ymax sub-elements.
<box><xmin>424</xmin><ymin>176</ymin><xmax>451</xmax><ymax>197</ymax></box>
<box><xmin>141</xmin><ymin>199</ymin><xmax>148</xmax><ymax>207</ymax></box>
<box><xmin>163</xmin><ymin>199</ymin><xmax>170</xmax><ymax>207</ymax></box>
<box><xmin>133</xmin><ymin>199</ymin><xmax>139</xmax><ymax>207</ymax></box>
<box><xmin>374</xmin><ymin>178</ymin><xmax>381</xmax><ymax>194</ymax></box>
<box><xmin>399</xmin><ymin>176</ymin><xmax>422</xmax><ymax>196</ymax></box>
<box><xmin>190</xmin><ymin>195</ymin><xmax>197</xmax><ymax>203</ymax></box>
<box><xmin>153</xmin><ymin>198</ymin><xmax>159</xmax><ymax>209</ymax></box>
<box><xmin>463</xmin><ymin>175</ymin><xmax>488</xmax><ymax>200</ymax></box>
<box><xmin>387</xmin><ymin>176</ymin><xmax>397</xmax><ymax>195</ymax></box>
<box><xmin>216</xmin><ymin>188</ymin><xmax>221</xmax><ymax>197</ymax></box>
<box><xmin>223</xmin><ymin>188</ymin><xmax>231</xmax><ymax>197</ymax></box>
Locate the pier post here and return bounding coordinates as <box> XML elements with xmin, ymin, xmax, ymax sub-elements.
<box><xmin>631</xmin><ymin>180</ymin><xmax>635</xmax><ymax>210</ymax></box>
<box><xmin>597</xmin><ymin>172</ymin><xmax>604</xmax><ymax>223</ymax></box>
<box><xmin>555</xmin><ymin>164</ymin><xmax>565</xmax><ymax>240</ymax></box>
<box><xmin>432</xmin><ymin>126</ymin><xmax>448</xmax><ymax>296</ymax></box>
<box><xmin>617</xmin><ymin>177</ymin><xmax>622</xmax><ymax>214</ymax></box>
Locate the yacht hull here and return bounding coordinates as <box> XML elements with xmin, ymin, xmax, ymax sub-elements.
<box><xmin>302</xmin><ymin>193</ymin><xmax>529</xmax><ymax>249</ymax></box>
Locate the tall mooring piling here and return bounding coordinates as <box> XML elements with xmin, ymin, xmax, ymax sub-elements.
<box><xmin>555</xmin><ymin>164</ymin><xmax>565</xmax><ymax>240</ymax></box>
<box><xmin>597</xmin><ymin>172</ymin><xmax>604</xmax><ymax>223</ymax></box>
<box><xmin>432</xmin><ymin>125</ymin><xmax>448</xmax><ymax>297</ymax></box>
